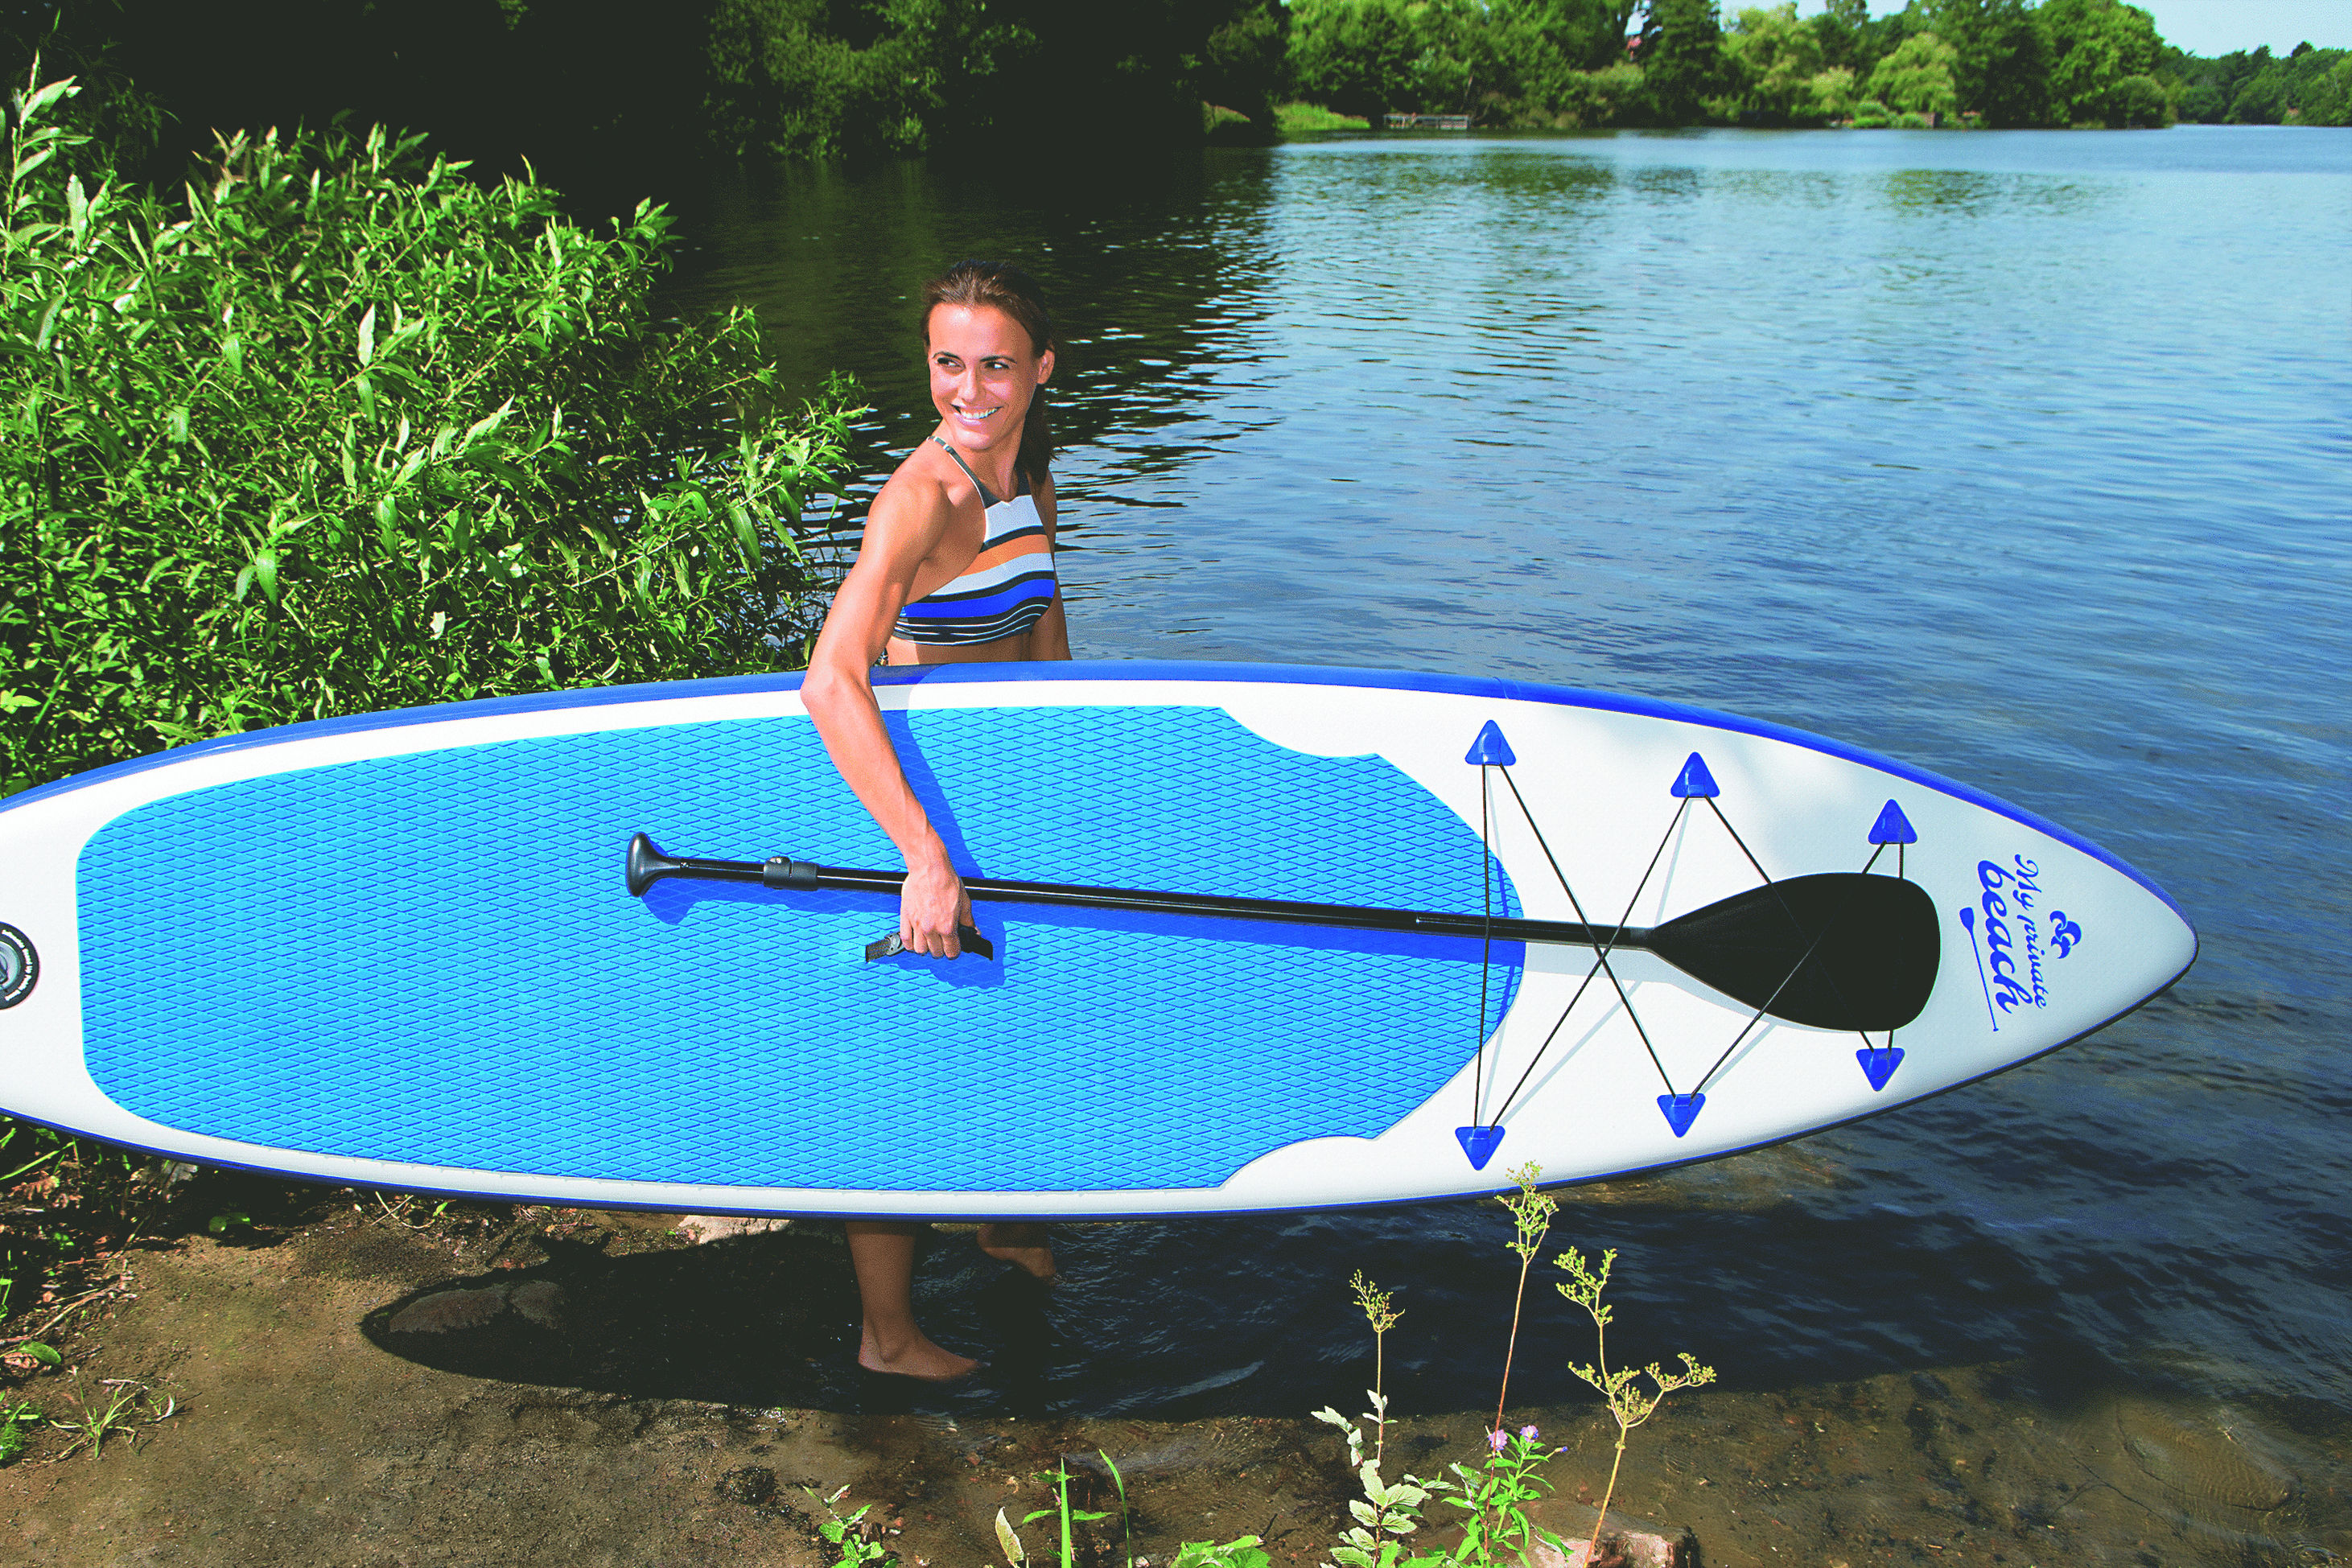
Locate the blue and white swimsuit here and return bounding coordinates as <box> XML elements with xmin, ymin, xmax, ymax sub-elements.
<box><xmin>893</xmin><ymin>438</ymin><xmax>1058</xmax><ymax>647</ymax></box>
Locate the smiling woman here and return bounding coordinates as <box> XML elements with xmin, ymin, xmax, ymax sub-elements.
<box><xmin>802</xmin><ymin>261</ymin><xmax>1070</xmax><ymax>959</ymax></box>
<box><xmin>795</xmin><ymin>259</ymin><xmax>1073</xmax><ymax>1381</ymax></box>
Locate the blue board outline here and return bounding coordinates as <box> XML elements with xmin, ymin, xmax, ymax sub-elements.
<box><xmin>6</xmin><ymin>659</ymin><xmax>2193</xmax><ymax>927</ymax></box>
<box><xmin>0</xmin><ymin>973</ymin><xmax>2188</xmax><ymax>1222</ymax></box>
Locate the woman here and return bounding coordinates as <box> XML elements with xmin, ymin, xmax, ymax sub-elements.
<box><xmin>801</xmin><ymin>260</ymin><xmax>1068</xmax><ymax>1381</ymax></box>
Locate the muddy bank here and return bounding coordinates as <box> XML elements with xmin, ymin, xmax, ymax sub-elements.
<box><xmin>2</xmin><ymin>1188</ymin><xmax>2345</xmax><ymax>1566</ymax></box>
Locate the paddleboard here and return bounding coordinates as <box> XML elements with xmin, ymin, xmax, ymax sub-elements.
<box><xmin>0</xmin><ymin>661</ymin><xmax>2194</xmax><ymax>1217</ymax></box>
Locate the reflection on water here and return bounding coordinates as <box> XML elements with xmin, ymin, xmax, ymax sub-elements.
<box><xmin>660</xmin><ymin>127</ymin><xmax>2352</xmax><ymax>1562</ymax></box>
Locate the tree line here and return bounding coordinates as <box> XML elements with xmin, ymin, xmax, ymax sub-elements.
<box><xmin>1285</xmin><ymin>0</ymin><xmax>2352</xmax><ymax>130</ymax></box>
<box><xmin>3</xmin><ymin>0</ymin><xmax>2345</xmax><ymax>208</ymax></box>
<box><xmin>2</xmin><ymin>0</ymin><xmax>1293</xmax><ymax>207</ymax></box>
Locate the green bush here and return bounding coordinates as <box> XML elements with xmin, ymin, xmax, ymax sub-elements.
<box><xmin>1864</xmin><ymin>31</ymin><xmax>1959</xmax><ymax>121</ymax></box>
<box><xmin>1274</xmin><ymin>101</ymin><xmax>1372</xmax><ymax>133</ymax></box>
<box><xmin>1</xmin><ymin>68</ymin><xmax>861</xmax><ymax>800</ymax></box>
<box><xmin>1533</xmin><ymin>64</ymin><xmax>1651</xmax><ymax>129</ymax></box>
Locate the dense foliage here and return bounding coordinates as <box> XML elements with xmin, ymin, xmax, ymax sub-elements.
<box><xmin>1</xmin><ymin>70</ymin><xmax>859</xmax><ymax>799</ymax></box>
<box><xmin>8</xmin><ymin>0</ymin><xmax>2340</xmax><ymax>177</ymax></box>
<box><xmin>5</xmin><ymin>0</ymin><xmax>1295</xmax><ymax>200</ymax></box>
<box><xmin>1284</xmin><ymin>0</ymin><xmax>2350</xmax><ymax>130</ymax></box>
<box><xmin>2173</xmin><ymin>42</ymin><xmax>2352</xmax><ymax>126</ymax></box>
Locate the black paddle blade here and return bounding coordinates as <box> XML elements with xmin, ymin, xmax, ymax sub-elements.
<box><xmin>1646</xmin><ymin>873</ymin><xmax>1940</xmax><ymax>1031</ymax></box>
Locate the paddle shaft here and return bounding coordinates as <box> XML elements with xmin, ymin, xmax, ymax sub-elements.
<box><xmin>626</xmin><ymin>833</ymin><xmax>1939</xmax><ymax>1029</ymax></box>
<box><xmin>641</xmin><ymin>844</ymin><xmax>1654</xmax><ymax>953</ymax></box>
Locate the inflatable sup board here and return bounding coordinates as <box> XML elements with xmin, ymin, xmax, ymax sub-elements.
<box><xmin>0</xmin><ymin>662</ymin><xmax>2194</xmax><ymax>1217</ymax></box>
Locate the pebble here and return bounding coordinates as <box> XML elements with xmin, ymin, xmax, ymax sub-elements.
<box><xmin>675</xmin><ymin>1215</ymin><xmax>794</xmax><ymax>1244</ymax></box>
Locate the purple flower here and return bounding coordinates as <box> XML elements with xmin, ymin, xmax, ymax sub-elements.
<box><xmin>1519</xmin><ymin>1425</ymin><xmax>1539</xmax><ymax>1441</ymax></box>
<box><xmin>1487</xmin><ymin>1428</ymin><xmax>1509</xmax><ymax>1453</ymax></box>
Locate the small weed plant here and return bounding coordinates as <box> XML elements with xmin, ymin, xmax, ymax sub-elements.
<box><xmin>843</xmin><ymin>1165</ymin><xmax>1717</xmax><ymax>1568</ymax></box>
<box><xmin>996</xmin><ymin>1448</ymin><xmax>1272</xmax><ymax>1568</ymax></box>
<box><xmin>0</xmin><ymin>1391</ymin><xmax>42</xmax><ymax>1464</ymax></box>
<box><xmin>806</xmin><ymin>1483</ymin><xmax>896</xmax><ymax>1568</ymax></box>
<box><xmin>48</xmin><ymin>1373</ymin><xmax>174</xmax><ymax>1461</ymax></box>
<box><xmin>1556</xmin><ymin>1246</ymin><xmax>1717</xmax><ymax>1566</ymax></box>
<box><xmin>1491</xmin><ymin>1162</ymin><xmax>1559</xmax><ymax>1434</ymax></box>
<box><xmin>1309</xmin><ymin>1165</ymin><xmax>1714</xmax><ymax>1568</ymax></box>
<box><xmin>999</xmin><ymin>1456</ymin><xmax>1112</xmax><ymax>1568</ymax></box>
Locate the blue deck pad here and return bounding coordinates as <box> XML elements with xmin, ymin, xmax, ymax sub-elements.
<box><xmin>80</xmin><ymin>705</ymin><xmax>1523</xmax><ymax>1192</ymax></box>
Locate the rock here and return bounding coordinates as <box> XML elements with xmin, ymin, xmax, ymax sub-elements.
<box><xmin>1532</xmin><ymin>1521</ymin><xmax>1697</xmax><ymax>1568</ymax></box>
<box><xmin>717</xmin><ymin>1466</ymin><xmax>777</xmax><ymax>1505</ymax></box>
<box><xmin>386</xmin><ymin>1286</ymin><xmax>510</xmax><ymax>1334</ymax></box>
<box><xmin>2113</xmin><ymin>1397</ymin><xmax>2296</xmax><ymax>1512</ymax></box>
<box><xmin>507</xmin><ymin>1279</ymin><xmax>565</xmax><ymax>1327</ymax></box>
<box><xmin>675</xmin><ymin>1214</ymin><xmax>793</xmax><ymax>1244</ymax></box>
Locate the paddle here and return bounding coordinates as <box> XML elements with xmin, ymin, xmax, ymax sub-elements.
<box><xmin>624</xmin><ymin>833</ymin><xmax>1938</xmax><ymax>1031</ymax></box>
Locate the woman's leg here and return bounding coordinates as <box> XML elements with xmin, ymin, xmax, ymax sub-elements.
<box><xmin>845</xmin><ymin>1220</ymin><xmax>980</xmax><ymax>1379</ymax></box>
<box><xmin>978</xmin><ymin>1222</ymin><xmax>1058</xmax><ymax>1282</ymax></box>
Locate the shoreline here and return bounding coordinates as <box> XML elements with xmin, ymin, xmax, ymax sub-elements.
<box><xmin>3</xmin><ymin>1193</ymin><xmax>2341</xmax><ymax>1565</ymax></box>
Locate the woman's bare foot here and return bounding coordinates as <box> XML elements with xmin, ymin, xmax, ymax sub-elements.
<box><xmin>978</xmin><ymin>1223</ymin><xmax>1059</xmax><ymax>1283</ymax></box>
<box><xmin>858</xmin><ymin>1324</ymin><xmax>982</xmax><ymax>1381</ymax></box>
<box><xmin>846</xmin><ymin>1219</ymin><xmax>982</xmax><ymax>1380</ymax></box>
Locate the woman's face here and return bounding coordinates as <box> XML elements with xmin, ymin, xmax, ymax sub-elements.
<box><xmin>927</xmin><ymin>302</ymin><xmax>1053</xmax><ymax>451</ymax></box>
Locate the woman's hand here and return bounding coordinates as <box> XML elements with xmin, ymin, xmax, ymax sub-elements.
<box><xmin>900</xmin><ymin>855</ymin><xmax>974</xmax><ymax>958</ymax></box>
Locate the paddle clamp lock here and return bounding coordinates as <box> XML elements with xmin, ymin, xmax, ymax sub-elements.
<box><xmin>762</xmin><ymin>857</ymin><xmax>820</xmax><ymax>891</ymax></box>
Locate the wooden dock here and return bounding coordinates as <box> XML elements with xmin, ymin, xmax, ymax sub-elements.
<box><xmin>1385</xmin><ymin>113</ymin><xmax>1472</xmax><ymax>130</ymax></box>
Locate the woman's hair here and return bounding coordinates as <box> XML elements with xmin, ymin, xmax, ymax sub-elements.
<box><xmin>921</xmin><ymin>259</ymin><xmax>1059</xmax><ymax>484</ymax></box>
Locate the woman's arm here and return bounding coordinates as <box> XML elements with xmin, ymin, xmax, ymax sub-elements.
<box><xmin>801</xmin><ymin>477</ymin><xmax>974</xmax><ymax>957</ymax></box>
<box><xmin>1031</xmin><ymin>471</ymin><xmax>1073</xmax><ymax>660</ymax></box>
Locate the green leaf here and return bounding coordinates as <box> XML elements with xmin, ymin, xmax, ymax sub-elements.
<box><xmin>19</xmin><ymin>1342</ymin><xmax>63</xmax><ymax>1368</ymax></box>
<box><xmin>994</xmin><ymin>1508</ymin><xmax>1026</xmax><ymax>1568</ymax></box>
<box><xmin>458</xmin><ymin>398</ymin><xmax>513</xmax><ymax>455</ymax></box>
<box><xmin>21</xmin><ymin>80</ymin><xmax>80</xmax><ymax>121</ymax></box>
<box><xmin>728</xmin><ymin>502</ymin><xmax>760</xmax><ymax>562</ymax></box>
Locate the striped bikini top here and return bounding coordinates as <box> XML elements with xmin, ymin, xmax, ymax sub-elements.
<box><xmin>893</xmin><ymin>438</ymin><xmax>1058</xmax><ymax>647</ymax></box>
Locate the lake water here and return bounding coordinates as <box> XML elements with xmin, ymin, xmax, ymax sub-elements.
<box><xmin>665</xmin><ymin>127</ymin><xmax>2352</xmax><ymax>1563</ymax></box>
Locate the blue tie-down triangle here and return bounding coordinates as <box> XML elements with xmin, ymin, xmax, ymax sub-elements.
<box><xmin>1857</xmin><ymin>1046</ymin><xmax>1905</xmax><ymax>1091</ymax></box>
<box><xmin>1657</xmin><ymin>1093</ymin><xmax>1706</xmax><ymax>1137</ymax></box>
<box><xmin>1869</xmin><ymin>799</ymin><xmax>1918</xmax><ymax>846</ymax></box>
<box><xmin>1670</xmin><ymin>752</ymin><xmax>1719</xmax><ymax>799</ymax></box>
<box><xmin>1456</xmin><ymin>1125</ymin><xmax>1507</xmax><ymax>1169</ymax></box>
<box><xmin>1464</xmin><ymin>721</ymin><xmax>1517</xmax><ymax>767</ymax></box>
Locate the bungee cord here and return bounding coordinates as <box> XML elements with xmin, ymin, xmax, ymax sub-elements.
<box><xmin>1460</xmin><ymin>734</ymin><xmax>1926</xmax><ymax>1154</ymax></box>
